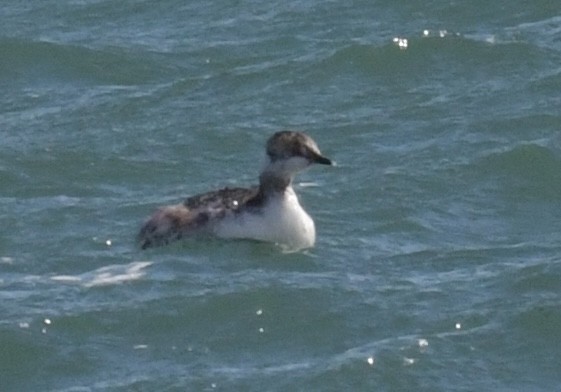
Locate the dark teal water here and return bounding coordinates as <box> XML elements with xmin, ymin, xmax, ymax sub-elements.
<box><xmin>2</xmin><ymin>1</ymin><xmax>561</xmax><ymax>391</ymax></box>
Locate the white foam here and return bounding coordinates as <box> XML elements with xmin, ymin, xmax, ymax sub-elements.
<box><xmin>84</xmin><ymin>261</ymin><xmax>153</xmax><ymax>287</ymax></box>
<box><xmin>51</xmin><ymin>261</ymin><xmax>152</xmax><ymax>288</ymax></box>
<box><xmin>51</xmin><ymin>275</ymin><xmax>82</xmax><ymax>283</ymax></box>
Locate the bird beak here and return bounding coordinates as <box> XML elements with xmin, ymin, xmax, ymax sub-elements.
<box><xmin>313</xmin><ymin>153</ymin><xmax>333</xmax><ymax>166</ymax></box>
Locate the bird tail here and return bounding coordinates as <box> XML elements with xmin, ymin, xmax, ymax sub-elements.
<box><xmin>137</xmin><ymin>204</ymin><xmax>194</xmax><ymax>249</ymax></box>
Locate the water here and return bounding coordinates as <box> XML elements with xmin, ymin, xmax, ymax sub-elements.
<box><xmin>2</xmin><ymin>1</ymin><xmax>561</xmax><ymax>390</ymax></box>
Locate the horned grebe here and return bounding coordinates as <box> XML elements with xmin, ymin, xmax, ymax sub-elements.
<box><xmin>138</xmin><ymin>131</ymin><xmax>332</xmax><ymax>250</ymax></box>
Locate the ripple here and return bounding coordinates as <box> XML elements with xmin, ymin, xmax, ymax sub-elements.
<box><xmin>51</xmin><ymin>261</ymin><xmax>153</xmax><ymax>288</ymax></box>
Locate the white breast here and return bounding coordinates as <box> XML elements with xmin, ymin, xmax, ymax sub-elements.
<box><xmin>214</xmin><ymin>187</ymin><xmax>316</xmax><ymax>250</ymax></box>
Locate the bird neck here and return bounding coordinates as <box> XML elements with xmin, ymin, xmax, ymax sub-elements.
<box><xmin>258</xmin><ymin>168</ymin><xmax>293</xmax><ymax>195</ymax></box>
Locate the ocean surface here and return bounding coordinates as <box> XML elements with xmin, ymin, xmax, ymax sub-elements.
<box><xmin>2</xmin><ymin>1</ymin><xmax>561</xmax><ymax>391</ymax></box>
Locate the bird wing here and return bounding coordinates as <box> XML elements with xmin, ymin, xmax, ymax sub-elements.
<box><xmin>138</xmin><ymin>186</ymin><xmax>260</xmax><ymax>249</ymax></box>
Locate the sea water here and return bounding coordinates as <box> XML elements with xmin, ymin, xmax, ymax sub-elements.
<box><xmin>1</xmin><ymin>1</ymin><xmax>561</xmax><ymax>390</ymax></box>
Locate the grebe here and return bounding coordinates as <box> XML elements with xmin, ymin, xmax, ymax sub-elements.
<box><xmin>138</xmin><ymin>131</ymin><xmax>332</xmax><ymax>250</ymax></box>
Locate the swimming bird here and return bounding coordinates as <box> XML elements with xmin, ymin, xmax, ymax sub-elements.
<box><xmin>137</xmin><ymin>131</ymin><xmax>332</xmax><ymax>250</ymax></box>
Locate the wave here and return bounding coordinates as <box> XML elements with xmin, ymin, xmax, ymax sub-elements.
<box><xmin>507</xmin><ymin>14</ymin><xmax>561</xmax><ymax>52</ymax></box>
<box><xmin>477</xmin><ymin>143</ymin><xmax>561</xmax><ymax>200</ymax></box>
<box><xmin>312</xmin><ymin>30</ymin><xmax>553</xmax><ymax>84</ymax></box>
<box><xmin>0</xmin><ymin>37</ymin><xmax>173</xmax><ymax>86</ymax></box>
<box><xmin>51</xmin><ymin>261</ymin><xmax>152</xmax><ymax>287</ymax></box>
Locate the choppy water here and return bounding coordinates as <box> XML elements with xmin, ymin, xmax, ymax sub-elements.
<box><xmin>2</xmin><ymin>1</ymin><xmax>561</xmax><ymax>391</ymax></box>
